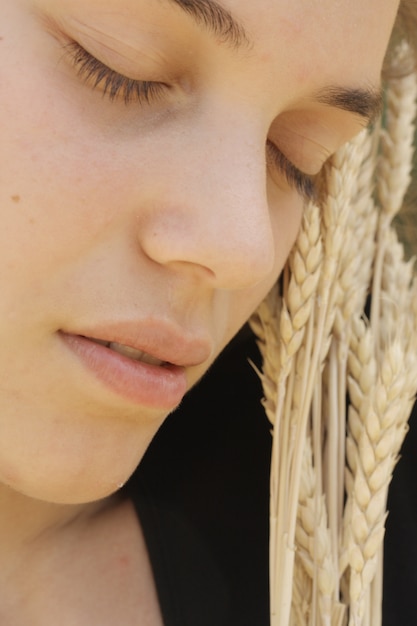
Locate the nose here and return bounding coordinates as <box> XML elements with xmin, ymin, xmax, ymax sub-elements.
<box><xmin>137</xmin><ymin>115</ymin><xmax>276</xmax><ymax>290</ymax></box>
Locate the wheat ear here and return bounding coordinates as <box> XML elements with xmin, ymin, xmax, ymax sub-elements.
<box><xmin>324</xmin><ymin>128</ymin><xmax>379</xmax><ymax>602</ymax></box>
<box><xmin>251</xmin><ymin>199</ymin><xmax>323</xmax><ymax>625</ymax></box>
<box><xmin>372</xmin><ymin>40</ymin><xmax>417</xmax><ymax>335</ymax></box>
<box><xmin>342</xmin><ymin>303</ymin><xmax>417</xmax><ymax>626</ymax></box>
<box><xmin>295</xmin><ymin>436</ymin><xmax>338</xmax><ymax>626</ymax></box>
<box><xmin>251</xmin><ymin>37</ymin><xmax>417</xmax><ymax>626</ymax></box>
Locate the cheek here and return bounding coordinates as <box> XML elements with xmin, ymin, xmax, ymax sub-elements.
<box><xmin>271</xmin><ymin>190</ymin><xmax>305</xmax><ymax>260</ymax></box>
<box><xmin>0</xmin><ymin>96</ymin><xmax>131</xmax><ymax>289</ymax></box>
<box><xmin>0</xmin><ymin>45</ymin><xmax>127</xmax><ymax>236</ymax></box>
<box><xmin>266</xmin><ymin>184</ymin><xmax>305</xmax><ymax>296</ymax></box>
<box><xmin>220</xmin><ymin>192</ymin><xmax>304</xmax><ymax>342</ymax></box>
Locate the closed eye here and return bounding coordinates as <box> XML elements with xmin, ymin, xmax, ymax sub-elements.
<box><xmin>266</xmin><ymin>141</ymin><xmax>317</xmax><ymax>201</ymax></box>
<box><xmin>64</xmin><ymin>42</ymin><xmax>317</xmax><ymax>200</ymax></box>
<box><xmin>64</xmin><ymin>41</ymin><xmax>169</xmax><ymax>105</ymax></box>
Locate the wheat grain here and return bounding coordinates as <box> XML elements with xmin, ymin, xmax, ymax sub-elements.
<box><xmin>377</xmin><ymin>41</ymin><xmax>417</xmax><ymax>218</ymax></box>
<box><xmin>291</xmin><ymin>551</ymin><xmax>312</xmax><ymax>626</ymax></box>
<box><xmin>294</xmin><ymin>437</ymin><xmax>337</xmax><ymax>626</ymax></box>
<box><xmin>250</xmin><ymin>38</ymin><xmax>417</xmax><ymax>626</ymax></box>
<box><xmin>371</xmin><ymin>40</ymin><xmax>417</xmax><ymax>335</ymax></box>
<box><xmin>342</xmin><ymin>310</ymin><xmax>417</xmax><ymax>625</ymax></box>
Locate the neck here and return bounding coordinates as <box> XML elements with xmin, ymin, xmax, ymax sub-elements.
<box><xmin>0</xmin><ymin>482</ymin><xmax>112</xmax><ymax>573</ymax></box>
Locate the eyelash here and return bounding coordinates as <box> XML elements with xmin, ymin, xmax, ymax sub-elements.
<box><xmin>65</xmin><ymin>41</ymin><xmax>168</xmax><ymax>105</ymax></box>
<box><xmin>266</xmin><ymin>142</ymin><xmax>316</xmax><ymax>201</ymax></box>
<box><xmin>66</xmin><ymin>42</ymin><xmax>316</xmax><ymax>201</ymax></box>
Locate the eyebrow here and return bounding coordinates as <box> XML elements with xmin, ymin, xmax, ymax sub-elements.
<box><xmin>164</xmin><ymin>1</ymin><xmax>384</xmax><ymax>126</ymax></box>
<box><xmin>167</xmin><ymin>0</ymin><xmax>250</xmax><ymax>48</ymax></box>
<box><xmin>314</xmin><ymin>85</ymin><xmax>384</xmax><ymax>124</ymax></box>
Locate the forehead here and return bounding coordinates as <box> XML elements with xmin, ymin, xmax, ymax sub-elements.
<box><xmin>220</xmin><ymin>0</ymin><xmax>400</xmax><ymax>86</ymax></box>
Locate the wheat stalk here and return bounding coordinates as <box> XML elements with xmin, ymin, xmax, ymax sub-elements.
<box><xmin>254</xmin><ymin>134</ymin><xmax>383</xmax><ymax>626</ymax></box>
<box><xmin>323</xmin><ymin>129</ymin><xmax>379</xmax><ymax>603</ymax></box>
<box><xmin>251</xmin><ymin>38</ymin><xmax>417</xmax><ymax>626</ymax></box>
<box><xmin>251</xmin><ymin>200</ymin><xmax>323</xmax><ymax>625</ymax></box>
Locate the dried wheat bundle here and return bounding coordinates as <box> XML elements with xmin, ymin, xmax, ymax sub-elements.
<box><xmin>251</xmin><ymin>39</ymin><xmax>417</xmax><ymax>626</ymax></box>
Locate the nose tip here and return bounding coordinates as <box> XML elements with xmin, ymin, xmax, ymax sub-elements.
<box><xmin>138</xmin><ymin>195</ymin><xmax>276</xmax><ymax>290</ymax></box>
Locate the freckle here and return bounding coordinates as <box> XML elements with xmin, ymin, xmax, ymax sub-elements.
<box><xmin>119</xmin><ymin>555</ymin><xmax>130</xmax><ymax>568</ymax></box>
<box><xmin>11</xmin><ymin>195</ymin><xmax>20</xmax><ymax>203</ymax></box>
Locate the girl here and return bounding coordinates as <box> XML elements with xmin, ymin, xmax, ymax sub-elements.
<box><xmin>0</xmin><ymin>0</ymin><xmax>415</xmax><ymax>624</ymax></box>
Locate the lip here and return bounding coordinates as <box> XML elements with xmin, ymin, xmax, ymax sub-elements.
<box><xmin>66</xmin><ymin>319</ymin><xmax>213</xmax><ymax>366</ymax></box>
<box><xmin>58</xmin><ymin>320</ymin><xmax>212</xmax><ymax>409</ymax></box>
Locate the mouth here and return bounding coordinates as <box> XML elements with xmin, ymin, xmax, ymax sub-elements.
<box><xmin>59</xmin><ymin>330</ymin><xmax>191</xmax><ymax>409</ymax></box>
<box><xmin>86</xmin><ymin>337</ymin><xmax>168</xmax><ymax>367</ymax></box>
<box><xmin>65</xmin><ymin>319</ymin><xmax>213</xmax><ymax>369</ymax></box>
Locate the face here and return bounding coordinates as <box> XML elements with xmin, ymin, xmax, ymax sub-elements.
<box><xmin>0</xmin><ymin>0</ymin><xmax>399</xmax><ymax>504</ymax></box>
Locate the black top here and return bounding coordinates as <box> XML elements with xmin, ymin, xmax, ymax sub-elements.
<box><xmin>124</xmin><ymin>326</ymin><xmax>417</xmax><ymax>626</ymax></box>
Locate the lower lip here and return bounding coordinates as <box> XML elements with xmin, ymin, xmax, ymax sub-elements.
<box><xmin>60</xmin><ymin>333</ymin><xmax>188</xmax><ymax>410</ymax></box>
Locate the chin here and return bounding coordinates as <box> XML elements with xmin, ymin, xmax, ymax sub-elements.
<box><xmin>0</xmin><ymin>412</ymin><xmax>158</xmax><ymax>505</ymax></box>
<box><xmin>1</xmin><ymin>448</ymin><xmax>141</xmax><ymax>506</ymax></box>
<box><xmin>10</xmin><ymin>472</ymin><xmax>129</xmax><ymax>506</ymax></box>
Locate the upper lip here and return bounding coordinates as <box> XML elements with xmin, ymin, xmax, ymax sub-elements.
<box><xmin>60</xmin><ymin>319</ymin><xmax>213</xmax><ymax>368</ymax></box>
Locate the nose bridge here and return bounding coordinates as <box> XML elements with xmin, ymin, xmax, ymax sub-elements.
<box><xmin>139</xmin><ymin>105</ymin><xmax>275</xmax><ymax>289</ymax></box>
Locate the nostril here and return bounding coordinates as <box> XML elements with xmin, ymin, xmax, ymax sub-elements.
<box><xmin>138</xmin><ymin>210</ymin><xmax>275</xmax><ymax>289</ymax></box>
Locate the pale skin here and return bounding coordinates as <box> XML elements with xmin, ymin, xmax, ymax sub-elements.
<box><xmin>0</xmin><ymin>0</ymin><xmax>400</xmax><ymax>623</ymax></box>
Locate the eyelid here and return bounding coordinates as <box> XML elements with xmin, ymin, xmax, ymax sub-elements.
<box><xmin>271</xmin><ymin>113</ymin><xmax>351</xmax><ymax>176</ymax></box>
<box><xmin>266</xmin><ymin>141</ymin><xmax>317</xmax><ymax>201</ymax></box>
<box><xmin>63</xmin><ymin>39</ymin><xmax>316</xmax><ymax>199</ymax></box>
<box><xmin>64</xmin><ymin>40</ymin><xmax>169</xmax><ymax>105</ymax></box>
